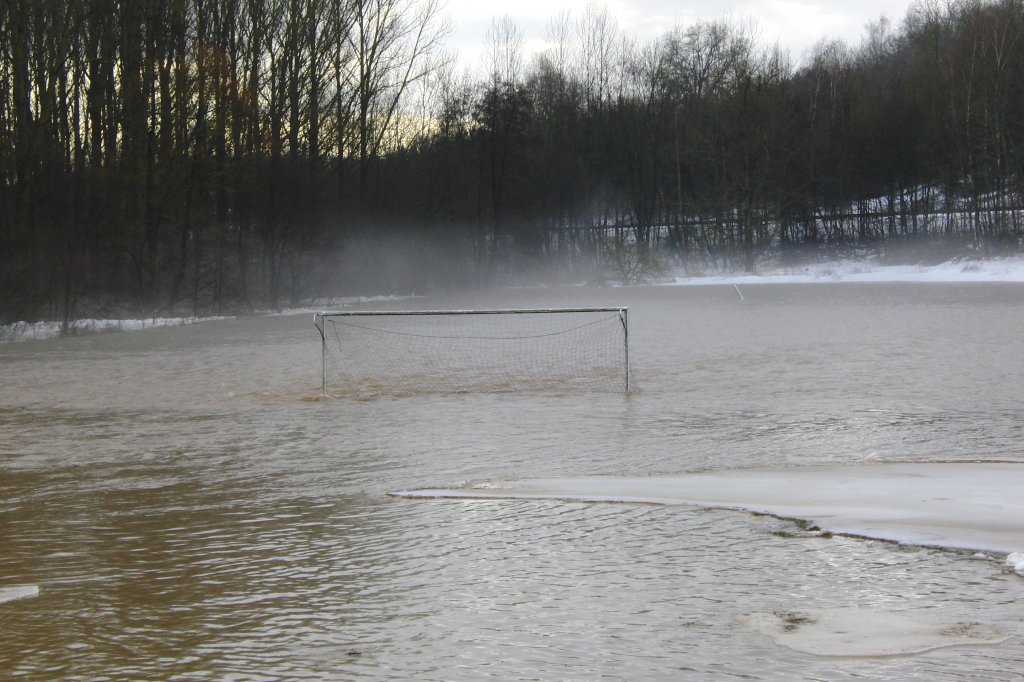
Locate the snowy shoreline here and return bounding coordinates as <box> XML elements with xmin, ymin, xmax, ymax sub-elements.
<box><xmin>0</xmin><ymin>316</ymin><xmax>234</xmax><ymax>343</ymax></box>
<box><xmin>0</xmin><ymin>295</ymin><xmax>415</xmax><ymax>343</ymax></box>
<box><xmin>664</xmin><ymin>254</ymin><xmax>1024</xmax><ymax>286</ymax></box>
<box><xmin>5</xmin><ymin>257</ymin><xmax>1024</xmax><ymax>343</ymax></box>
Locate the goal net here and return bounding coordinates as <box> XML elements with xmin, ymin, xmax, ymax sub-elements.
<box><xmin>314</xmin><ymin>308</ymin><xmax>630</xmax><ymax>397</ymax></box>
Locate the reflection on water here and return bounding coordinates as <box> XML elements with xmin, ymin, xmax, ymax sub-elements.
<box><xmin>2</xmin><ymin>284</ymin><xmax>1024</xmax><ymax>679</ymax></box>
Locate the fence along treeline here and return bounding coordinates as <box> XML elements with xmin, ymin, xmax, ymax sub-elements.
<box><xmin>2</xmin><ymin>0</ymin><xmax>1024</xmax><ymax>324</ymax></box>
<box><xmin>425</xmin><ymin>0</ymin><xmax>1024</xmax><ymax>281</ymax></box>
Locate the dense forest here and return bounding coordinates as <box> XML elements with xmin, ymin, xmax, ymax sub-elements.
<box><xmin>2</xmin><ymin>0</ymin><xmax>1024</xmax><ymax>323</ymax></box>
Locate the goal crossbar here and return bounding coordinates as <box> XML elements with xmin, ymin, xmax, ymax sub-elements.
<box><xmin>314</xmin><ymin>307</ymin><xmax>630</xmax><ymax>396</ymax></box>
<box><xmin>315</xmin><ymin>307</ymin><xmax>627</xmax><ymax>316</ymax></box>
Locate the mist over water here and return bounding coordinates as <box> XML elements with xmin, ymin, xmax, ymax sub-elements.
<box><xmin>2</xmin><ymin>283</ymin><xmax>1024</xmax><ymax>679</ymax></box>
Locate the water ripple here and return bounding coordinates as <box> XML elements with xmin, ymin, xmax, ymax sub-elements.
<box><xmin>4</xmin><ymin>285</ymin><xmax>1024</xmax><ymax>679</ymax></box>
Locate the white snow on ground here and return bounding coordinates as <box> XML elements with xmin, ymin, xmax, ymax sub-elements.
<box><xmin>0</xmin><ymin>295</ymin><xmax>419</xmax><ymax>343</ymax></box>
<box><xmin>6</xmin><ymin>259</ymin><xmax>1024</xmax><ymax>342</ymax></box>
<box><xmin>303</xmin><ymin>294</ymin><xmax>421</xmax><ymax>309</ymax></box>
<box><xmin>0</xmin><ymin>316</ymin><xmax>233</xmax><ymax>343</ymax></box>
<box><xmin>394</xmin><ymin>462</ymin><xmax>1024</xmax><ymax>556</ymax></box>
<box><xmin>273</xmin><ymin>294</ymin><xmax>423</xmax><ymax>317</ymax></box>
<box><xmin>666</xmin><ymin>255</ymin><xmax>1024</xmax><ymax>286</ymax></box>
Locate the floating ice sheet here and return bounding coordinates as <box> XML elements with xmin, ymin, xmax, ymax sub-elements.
<box><xmin>735</xmin><ymin>608</ymin><xmax>1008</xmax><ymax>657</ymax></box>
<box><xmin>394</xmin><ymin>462</ymin><xmax>1024</xmax><ymax>555</ymax></box>
<box><xmin>0</xmin><ymin>585</ymin><xmax>39</xmax><ymax>604</ymax></box>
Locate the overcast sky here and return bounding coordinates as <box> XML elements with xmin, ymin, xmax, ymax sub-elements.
<box><xmin>443</xmin><ymin>0</ymin><xmax>917</xmax><ymax>73</ymax></box>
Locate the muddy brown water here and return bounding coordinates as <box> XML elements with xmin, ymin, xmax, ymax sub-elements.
<box><xmin>2</xmin><ymin>284</ymin><xmax>1024</xmax><ymax>680</ymax></box>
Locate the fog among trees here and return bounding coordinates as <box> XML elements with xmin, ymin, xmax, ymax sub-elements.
<box><xmin>2</xmin><ymin>0</ymin><xmax>1024</xmax><ymax>324</ymax></box>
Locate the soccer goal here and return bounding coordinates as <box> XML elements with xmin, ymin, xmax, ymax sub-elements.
<box><xmin>314</xmin><ymin>307</ymin><xmax>630</xmax><ymax>397</ymax></box>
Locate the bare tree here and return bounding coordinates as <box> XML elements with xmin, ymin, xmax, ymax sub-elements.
<box><xmin>345</xmin><ymin>0</ymin><xmax>450</xmax><ymax>205</ymax></box>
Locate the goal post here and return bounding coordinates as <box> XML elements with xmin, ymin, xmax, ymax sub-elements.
<box><xmin>314</xmin><ymin>307</ymin><xmax>630</xmax><ymax>397</ymax></box>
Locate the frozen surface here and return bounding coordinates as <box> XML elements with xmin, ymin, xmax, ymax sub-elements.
<box><xmin>395</xmin><ymin>462</ymin><xmax>1024</xmax><ymax>554</ymax></box>
<box><xmin>0</xmin><ymin>585</ymin><xmax>39</xmax><ymax>604</ymax></box>
<box><xmin>735</xmin><ymin>608</ymin><xmax>1008</xmax><ymax>657</ymax></box>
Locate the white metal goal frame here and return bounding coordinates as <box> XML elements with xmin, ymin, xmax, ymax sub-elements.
<box><xmin>313</xmin><ymin>307</ymin><xmax>630</xmax><ymax>396</ymax></box>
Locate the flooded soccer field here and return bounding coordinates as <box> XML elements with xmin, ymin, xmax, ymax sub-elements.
<box><xmin>2</xmin><ymin>283</ymin><xmax>1024</xmax><ymax>680</ymax></box>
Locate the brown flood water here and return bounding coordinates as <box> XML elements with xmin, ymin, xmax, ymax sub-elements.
<box><xmin>2</xmin><ymin>283</ymin><xmax>1024</xmax><ymax>680</ymax></box>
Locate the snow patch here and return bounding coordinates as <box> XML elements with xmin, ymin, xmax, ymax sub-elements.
<box><xmin>283</xmin><ymin>294</ymin><xmax>423</xmax><ymax>316</ymax></box>
<box><xmin>0</xmin><ymin>316</ymin><xmax>232</xmax><ymax>343</ymax></box>
<box><xmin>666</xmin><ymin>255</ymin><xmax>1024</xmax><ymax>286</ymax></box>
<box><xmin>0</xmin><ymin>295</ymin><xmax>420</xmax><ymax>343</ymax></box>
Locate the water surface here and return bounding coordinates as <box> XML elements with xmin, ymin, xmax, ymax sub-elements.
<box><xmin>2</xmin><ymin>284</ymin><xmax>1023</xmax><ymax>679</ymax></box>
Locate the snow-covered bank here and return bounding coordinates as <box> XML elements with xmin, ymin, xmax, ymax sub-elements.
<box><xmin>0</xmin><ymin>295</ymin><xmax>419</xmax><ymax>343</ymax></box>
<box><xmin>0</xmin><ymin>316</ymin><xmax>234</xmax><ymax>343</ymax></box>
<box><xmin>666</xmin><ymin>255</ymin><xmax>1024</xmax><ymax>286</ymax></box>
<box><xmin>6</xmin><ymin>259</ymin><xmax>1023</xmax><ymax>341</ymax></box>
<box><xmin>395</xmin><ymin>462</ymin><xmax>1024</xmax><ymax>557</ymax></box>
<box><xmin>279</xmin><ymin>294</ymin><xmax>422</xmax><ymax>316</ymax></box>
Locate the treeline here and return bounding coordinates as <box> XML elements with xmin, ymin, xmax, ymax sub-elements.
<box><xmin>2</xmin><ymin>0</ymin><xmax>1024</xmax><ymax>322</ymax></box>
<box><xmin>0</xmin><ymin>0</ymin><xmax>450</xmax><ymax>322</ymax></box>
